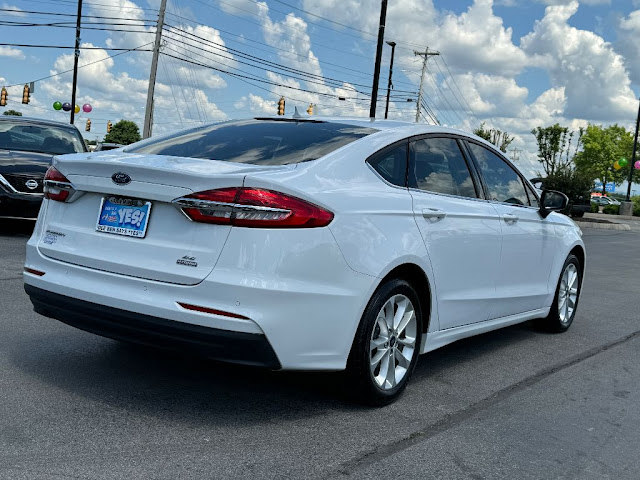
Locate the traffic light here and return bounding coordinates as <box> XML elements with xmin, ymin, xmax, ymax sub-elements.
<box><xmin>22</xmin><ymin>84</ymin><xmax>30</xmax><ymax>104</ymax></box>
<box><xmin>85</xmin><ymin>119</ymin><xmax>91</xmax><ymax>132</ymax></box>
<box><xmin>0</xmin><ymin>87</ymin><xmax>7</xmax><ymax>107</ymax></box>
<box><xmin>106</xmin><ymin>121</ymin><xmax>112</xmax><ymax>133</ymax></box>
<box><xmin>306</xmin><ymin>103</ymin><xmax>314</xmax><ymax>115</ymax></box>
<box><xmin>277</xmin><ymin>96</ymin><xmax>285</xmax><ymax>115</ymax></box>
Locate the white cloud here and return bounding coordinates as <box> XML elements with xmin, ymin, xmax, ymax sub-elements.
<box><xmin>38</xmin><ymin>43</ymin><xmax>226</xmax><ymax>136</ymax></box>
<box><xmin>1</xmin><ymin>3</ymin><xmax>25</xmax><ymax>15</ymax></box>
<box><xmin>520</xmin><ymin>1</ymin><xmax>636</xmax><ymax>121</ymax></box>
<box><xmin>617</xmin><ymin>9</ymin><xmax>640</xmax><ymax>84</ymax></box>
<box><xmin>0</xmin><ymin>46</ymin><xmax>24</xmax><ymax>59</ymax></box>
<box><xmin>537</xmin><ymin>0</ymin><xmax>610</xmax><ymax>4</ymax></box>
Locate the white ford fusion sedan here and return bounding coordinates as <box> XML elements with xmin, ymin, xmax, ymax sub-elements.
<box><xmin>23</xmin><ymin>117</ymin><xmax>585</xmax><ymax>405</ymax></box>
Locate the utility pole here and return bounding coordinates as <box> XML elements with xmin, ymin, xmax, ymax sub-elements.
<box><xmin>69</xmin><ymin>0</ymin><xmax>83</xmax><ymax>125</ymax></box>
<box><xmin>510</xmin><ymin>147</ymin><xmax>522</xmax><ymax>162</ymax></box>
<box><xmin>384</xmin><ymin>41</ymin><xmax>396</xmax><ymax>120</ymax></box>
<box><xmin>414</xmin><ymin>47</ymin><xmax>439</xmax><ymax>123</ymax></box>
<box><xmin>369</xmin><ymin>0</ymin><xmax>388</xmax><ymax>119</ymax></box>
<box><xmin>143</xmin><ymin>0</ymin><xmax>167</xmax><ymax>139</ymax></box>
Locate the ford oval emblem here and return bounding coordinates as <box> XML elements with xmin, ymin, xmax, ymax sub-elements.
<box><xmin>112</xmin><ymin>172</ymin><xmax>131</xmax><ymax>185</ymax></box>
<box><xmin>25</xmin><ymin>179</ymin><xmax>38</xmax><ymax>190</ymax></box>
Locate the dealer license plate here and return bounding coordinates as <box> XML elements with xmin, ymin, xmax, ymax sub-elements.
<box><xmin>96</xmin><ymin>196</ymin><xmax>152</xmax><ymax>238</ymax></box>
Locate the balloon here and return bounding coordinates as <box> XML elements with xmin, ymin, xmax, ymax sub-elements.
<box><xmin>74</xmin><ymin>104</ymin><xmax>80</xmax><ymax>114</ymax></box>
<box><xmin>635</xmin><ymin>160</ymin><xmax>640</xmax><ymax>170</ymax></box>
<box><xmin>619</xmin><ymin>158</ymin><xmax>628</xmax><ymax>168</ymax></box>
<box><xmin>613</xmin><ymin>161</ymin><xmax>621</xmax><ymax>170</ymax></box>
<box><xmin>62</xmin><ymin>102</ymin><xmax>71</xmax><ymax>112</ymax></box>
<box><xmin>53</xmin><ymin>101</ymin><xmax>62</xmax><ymax>111</ymax></box>
<box><xmin>82</xmin><ymin>103</ymin><xmax>92</xmax><ymax>113</ymax></box>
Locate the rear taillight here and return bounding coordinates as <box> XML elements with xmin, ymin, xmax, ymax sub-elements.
<box><xmin>173</xmin><ymin>187</ymin><xmax>333</xmax><ymax>228</ymax></box>
<box><xmin>43</xmin><ymin>166</ymin><xmax>74</xmax><ymax>202</ymax></box>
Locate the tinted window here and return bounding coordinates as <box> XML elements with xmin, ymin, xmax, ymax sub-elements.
<box><xmin>367</xmin><ymin>143</ymin><xmax>407</xmax><ymax>187</ymax></box>
<box><xmin>127</xmin><ymin>120</ymin><xmax>378</xmax><ymax>165</ymax></box>
<box><xmin>0</xmin><ymin>120</ymin><xmax>86</xmax><ymax>155</ymax></box>
<box><xmin>409</xmin><ymin>137</ymin><xmax>477</xmax><ymax>198</ymax></box>
<box><xmin>468</xmin><ymin>143</ymin><xmax>529</xmax><ymax>206</ymax></box>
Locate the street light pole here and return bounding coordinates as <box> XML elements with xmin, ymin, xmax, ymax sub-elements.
<box><xmin>369</xmin><ymin>0</ymin><xmax>388</xmax><ymax>119</ymax></box>
<box><xmin>384</xmin><ymin>41</ymin><xmax>396</xmax><ymax>120</ymax></box>
<box><xmin>69</xmin><ymin>0</ymin><xmax>83</xmax><ymax>125</ymax></box>
<box><xmin>626</xmin><ymin>97</ymin><xmax>640</xmax><ymax>202</ymax></box>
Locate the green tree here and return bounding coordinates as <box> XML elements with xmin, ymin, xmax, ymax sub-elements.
<box><xmin>2</xmin><ymin>109</ymin><xmax>22</xmax><ymax>116</ymax></box>
<box><xmin>531</xmin><ymin>123</ymin><xmax>583</xmax><ymax>175</ymax></box>
<box><xmin>574</xmin><ymin>124</ymin><xmax>634</xmax><ymax>195</ymax></box>
<box><xmin>473</xmin><ymin>122</ymin><xmax>514</xmax><ymax>153</ymax></box>
<box><xmin>103</xmin><ymin>120</ymin><xmax>141</xmax><ymax>145</ymax></box>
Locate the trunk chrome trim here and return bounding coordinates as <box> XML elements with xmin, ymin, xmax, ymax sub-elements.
<box><xmin>171</xmin><ymin>198</ymin><xmax>290</xmax><ymax>214</ymax></box>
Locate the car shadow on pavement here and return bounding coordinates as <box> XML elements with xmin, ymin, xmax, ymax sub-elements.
<box><xmin>9</xmin><ymin>316</ymin><xmax>547</xmax><ymax>419</ymax></box>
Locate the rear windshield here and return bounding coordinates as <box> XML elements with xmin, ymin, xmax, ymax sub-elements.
<box><xmin>0</xmin><ymin>120</ymin><xmax>86</xmax><ymax>155</ymax></box>
<box><xmin>126</xmin><ymin>119</ymin><xmax>378</xmax><ymax>165</ymax></box>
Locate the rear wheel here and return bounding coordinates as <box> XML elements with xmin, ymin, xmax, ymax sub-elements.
<box><xmin>539</xmin><ymin>254</ymin><xmax>582</xmax><ymax>332</ymax></box>
<box><xmin>346</xmin><ymin>279</ymin><xmax>423</xmax><ymax>406</ymax></box>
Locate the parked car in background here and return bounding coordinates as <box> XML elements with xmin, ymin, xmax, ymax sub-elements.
<box><xmin>24</xmin><ymin>118</ymin><xmax>584</xmax><ymax>405</ymax></box>
<box><xmin>591</xmin><ymin>195</ymin><xmax>620</xmax><ymax>206</ymax></box>
<box><xmin>94</xmin><ymin>142</ymin><xmax>123</xmax><ymax>152</ymax></box>
<box><xmin>0</xmin><ymin>116</ymin><xmax>87</xmax><ymax>219</ymax></box>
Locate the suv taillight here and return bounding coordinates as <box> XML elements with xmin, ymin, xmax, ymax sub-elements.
<box><xmin>173</xmin><ymin>187</ymin><xmax>333</xmax><ymax>228</ymax></box>
<box><xmin>43</xmin><ymin>166</ymin><xmax>74</xmax><ymax>202</ymax></box>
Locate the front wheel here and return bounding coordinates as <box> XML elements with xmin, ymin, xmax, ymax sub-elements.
<box><xmin>346</xmin><ymin>279</ymin><xmax>423</xmax><ymax>406</ymax></box>
<box><xmin>539</xmin><ymin>254</ymin><xmax>582</xmax><ymax>332</ymax></box>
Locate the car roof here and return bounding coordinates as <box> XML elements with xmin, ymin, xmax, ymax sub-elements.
<box><xmin>0</xmin><ymin>115</ymin><xmax>81</xmax><ymax>131</ymax></box>
<box><xmin>257</xmin><ymin>115</ymin><xmax>471</xmax><ymax>136</ymax></box>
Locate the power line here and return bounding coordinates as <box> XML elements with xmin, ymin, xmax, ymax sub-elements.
<box><xmin>2</xmin><ymin>41</ymin><xmax>154</xmax><ymax>88</ymax></box>
<box><xmin>0</xmin><ymin>42</ymin><xmax>152</xmax><ymax>51</ymax></box>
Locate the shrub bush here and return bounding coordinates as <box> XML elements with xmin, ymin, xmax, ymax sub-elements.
<box><xmin>632</xmin><ymin>196</ymin><xmax>640</xmax><ymax>217</ymax></box>
<box><xmin>602</xmin><ymin>204</ymin><xmax>620</xmax><ymax>215</ymax></box>
<box><xmin>590</xmin><ymin>201</ymin><xmax>599</xmax><ymax>213</ymax></box>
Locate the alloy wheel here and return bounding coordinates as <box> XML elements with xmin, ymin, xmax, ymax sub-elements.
<box><xmin>369</xmin><ymin>294</ymin><xmax>417</xmax><ymax>390</ymax></box>
<box><xmin>558</xmin><ymin>263</ymin><xmax>579</xmax><ymax>324</ymax></box>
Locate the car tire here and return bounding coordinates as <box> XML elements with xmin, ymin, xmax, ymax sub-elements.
<box><xmin>571</xmin><ymin>210</ymin><xmax>584</xmax><ymax>218</ymax></box>
<box><xmin>346</xmin><ymin>278</ymin><xmax>423</xmax><ymax>406</ymax></box>
<box><xmin>538</xmin><ymin>254</ymin><xmax>582</xmax><ymax>333</ymax></box>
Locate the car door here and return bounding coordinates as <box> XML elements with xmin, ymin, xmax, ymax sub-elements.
<box><xmin>465</xmin><ymin>140</ymin><xmax>556</xmax><ymax>318</ymax></box>
<box><xmin>408</xmin><ymin>135</ymin><xmax>502</xmax><ymax>330</ymax></box>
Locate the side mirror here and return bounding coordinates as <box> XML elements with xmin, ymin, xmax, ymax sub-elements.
<box><xmin>539</xmin><ymin>190</ymin><xmax>569</xmax><ymax>218</ymax></box>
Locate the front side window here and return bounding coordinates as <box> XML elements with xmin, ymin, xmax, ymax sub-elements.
<box><xmin>367</xmin><ymin>142</ymin><xmax>407</xmax><ymax>187</ymax></box>
<box><xmin>525</xmin><ymin>182</ymin><xmax>540</xmax><ymax>208</ymax></box>
<box><xmin>127</xmin><ymin>119</ymin><xmax>378</xmax><ymax>165</ymax></box>
<box><xmin>468</xmin><ymin>142</ymin><xmax>529</xmax><ymax>206</ymax></box>
<box><xmin>409</xmin><ymin>137</ymin><xmax>477</xmax><ymax>198</ymax></box>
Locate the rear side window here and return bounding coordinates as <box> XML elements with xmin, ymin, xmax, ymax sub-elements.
<box><xmin>127</xmin><ymin>119</ymin><xmax>378</xmax><ymax>165</ymax></box>
<box><xmin>467</xmin><ymin>142</ymin><xmax>529</xmax><ymax>206</ymax></box>
<box><xmin>409</xmin><ymin>137</ymin><xmax>477</xmax><ymax>198</ymax></box>
<box><xmin>367</xmin><ymin>142</ymin><xmax>407</xmax><ymax>187</ymax></box>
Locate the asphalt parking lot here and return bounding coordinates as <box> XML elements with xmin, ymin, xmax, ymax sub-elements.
<box><xmin>1</xmin><ymin>220</ymin><xmax>639</xmax><ymax>479</ymax></box>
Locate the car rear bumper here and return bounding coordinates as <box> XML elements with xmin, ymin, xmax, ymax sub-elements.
<box><xmin>25</xmin><ymin>283</ymin><xmax>282</xmax><ymax>369</ymax></box>
<box><xmin>0</xmin><ymin>191</ymin><xmax>42</xmax><ymax>219</ymax></box>
<box><xmin>24</xmin><ymin>220</ymin><xmax>376</xmax><ymax>370</ymax></box>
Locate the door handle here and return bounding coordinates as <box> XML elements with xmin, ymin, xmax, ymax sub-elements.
<box><xmin>503</xmin><ymin>213</ymin><xmax>519</xmax><ymax>224</ymax></box>
<box><xmin>422</xmin><ymin>208</ymin><xmax>447</xmax><ymax>222</ymax></box>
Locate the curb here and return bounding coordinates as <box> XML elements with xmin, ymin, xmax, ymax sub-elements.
<box><xmin>574</xmin><ymin>220</ymin><xmax>631</xmax><ymax>231</ymax></box>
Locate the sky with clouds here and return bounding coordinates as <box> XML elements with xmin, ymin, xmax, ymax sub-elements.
<box><xmin>1</xmin><ymin>0</ymin><xmax>640</xmax><ymax>180</ymax></box>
